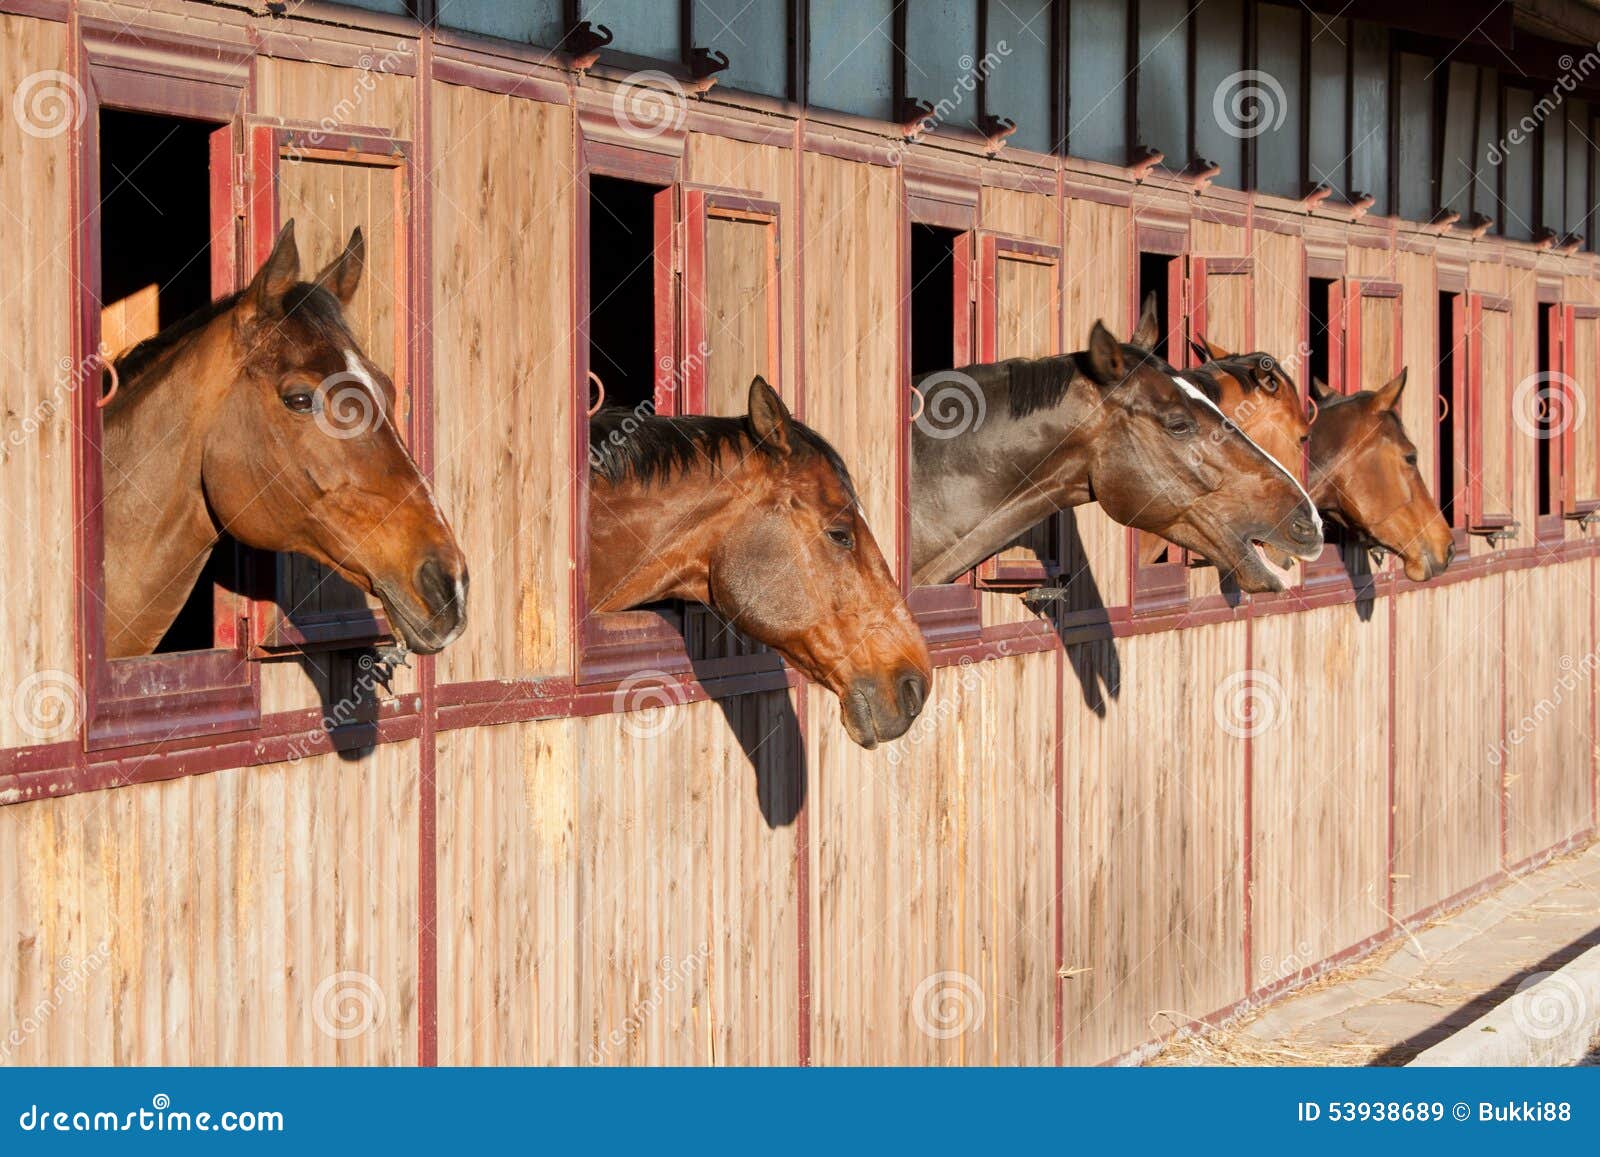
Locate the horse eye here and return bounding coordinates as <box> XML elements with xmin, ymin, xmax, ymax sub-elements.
<box><xmin>282</xmin><ymin>391</ymin><xmax>316</xmax><ymax>414</ymax></box>
<box><xmin>1165</xmin><ymin>415</ymin><xmax>1198</xmax><ymax>436</ymax></box>
<box><xmin>1404</xmin><ymin>452</ymin><xmax>1419</xmax><ymax>467</ymax></box>
<box><xmin>826</xmin><ymin>527</ymin><xmax>855</xmax><ymax>550</ymax></box>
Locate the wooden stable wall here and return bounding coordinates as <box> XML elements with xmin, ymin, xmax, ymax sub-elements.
<box><xmin>0</xmin><ymin>4</ymin><xmax>1597</xmax><ymax>1067</ymax></box>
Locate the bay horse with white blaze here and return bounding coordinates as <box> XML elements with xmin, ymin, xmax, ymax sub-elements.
<box><xmin>102</xmin><ymin>220</ymin><xmax>468</xmax><ymax>658</ymax></box>
<box><xmin>588</xmin><ymin>378</ymin><xmax>931</xmax><ymax>749</ymax></box>
<box><xmin>909</xmin><ymin>320</ymin><xmax>1324</xmax><ymax>589</ymax></box>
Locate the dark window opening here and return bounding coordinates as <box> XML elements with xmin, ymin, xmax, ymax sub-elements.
<box><xmin>97</xmin><ymin>108</ymin><xmax>230</xmax><ymax>655</ymax></box>
<box><xmin>1537</xmin><ymin>302</ymin><xmax>1558</xmax><ymax>518</ymax></box>
<box><xmin>1437</xmin><ymin>292</ymin><xmax>1460</xmax><ymax>527</ymax></box>
<box><xmin>589</xmin><ymin>175</ymin><xmax>662</xmax><ymax>414</ymax></box>
<box><xmin>1308</xmin><ymin>276</ymin><xmax>1337</xmax><ymax>391</ymax></box>
<box><xmin>1137</xmin><ymin>251</ymin><xmax>1174</xmax><ymax>364</ymax></box>
<box><xmin>911</xmin><ymin>224</ymin><xmax>961</xmax><ymax>376</ymax></box>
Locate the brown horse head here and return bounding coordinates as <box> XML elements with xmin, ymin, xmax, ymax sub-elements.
<box><xmin>103</xmin><ymin>220</ymin><xmax>468</xmax><ymax>657</ymax></box>
<box><xmin>1184</xmin><ymin>335</ymin><xmax>1310</xmax><ymax>478</ymax></box>
<box><xmin>1308</xmin><ymin>369</ymin><xmax>1455</xmax><ymax>582</ymax></box>
<box><xmin>1079</xmin><ymin>323</ymin><xmax>1324</xmax><ymax>592</ymax></box>
<box><xmin>589</xmin><ymin>378</ymin><xmax>932</xmax><ymax>747</ymax></box>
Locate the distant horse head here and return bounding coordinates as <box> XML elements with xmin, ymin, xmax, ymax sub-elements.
<box><xmin>1308</xmin><ymin>370</ymin><xmax>1455</xmax><ymax>581</ymax></box>
<box><xmin>103</xmin><ymin>220</ymin><xmax>468</xmax><ymax>657</ymax></box>
<box><xmin>589</xmin><ymin>378</ymin><xmax>932</xmax><ymax>748</ymax></box>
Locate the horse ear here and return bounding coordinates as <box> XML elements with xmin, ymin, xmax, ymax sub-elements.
<box><xmin>239</xmin><ymin>219</ymin><xmax>300</xmax><ymax>324</ymax></box>
<box><xmin>747</xmin><ymin>375</ymin><xmax>794</xmax><ymax>457</ymax></box>
<box><xmin>1131</xmin><ymin>293</ymin><xmax>1160</xmax><ymax>348</ymax></box>
<box><xmin>1084</xmin><ymin>321</ymin><xmax>1127</xmax><ymax>385</ymax></box>
<box><xmin>1309</xmin><ymin>377</ymin><xmax>1336</xmax><ymax>404</ymax></box>
<box><xmin>1187</xmin><ymin>336</ymin><xmax>1214</xmax><ymax>366</ymax></box>
<box><xmin>1372</xmin><ymin>366</ymin><xmax>1408</xmax><ymax>412</ymax></box>
<box><xmin>314</xmin><ymin>227</ymin><xmax>364</xmax><ymax>305</ymax></box>
<box><xmin>1199</xmin><ymin>334</ymin><xmax>1231</xmax><ymax>361</ymax></box>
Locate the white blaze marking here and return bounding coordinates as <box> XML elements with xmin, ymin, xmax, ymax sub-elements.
<box><xmin>343</xmin><ymin>350</ymin><xmax>382</xmax><ymax>412</ymax></box>
<box><xmin>1172</xmin><ymin>374</ymin><xmax>1322</xmax><ymax>534</ymax></box>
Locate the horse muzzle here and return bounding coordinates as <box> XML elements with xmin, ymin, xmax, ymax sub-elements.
<box><xmin>377</xmin><ymin>553</ymin><xmax>469</xmax><ymax>654</ymax></box>
<box><xmin>841</xmin><ymin>667</ymin><xmax>930</xmax><ymax>749</ymax></box>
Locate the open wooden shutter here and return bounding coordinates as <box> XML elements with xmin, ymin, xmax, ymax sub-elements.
<box><xmin>1189</xmin><ymin>255</ymin><xmax>1254</xmax><ymax>355</ymax></box>
<box><xmin>682</xmin><ymin>188</ymin><xmax>782</xmax><ymax>413</ymax></box>
<box><xmin>246</xmin><ymin>125</ymin><xmax>414</xmax><ymax>652</ymax></box>
<box><xmin>1342</xmin><ymin>278</ymin><xmax>1403</xmax><ymax>396</ymax></box>
<box><xmin>1468</xmin><ymin>292</ymin><xmax>1515</xmax><ymax>534</ymax></box>
<box><xmin>1440</xmin><ymin>291</ymin><xmax>1472</xmax><ymax>539</ymax></box>
<box><xmin>973</xmin><ymin>233</ymin><xmax>1063</xmax><ymax>589</ymax></box>
<box><xmin>681</xmin><ymin>188</ymin><xmax>784</xmax><ymax>665</ymax></box>
<box><xmin>1563</xmin><ymin>305</ymin><xmax>1600</xmax><ymax>519</ymax></box>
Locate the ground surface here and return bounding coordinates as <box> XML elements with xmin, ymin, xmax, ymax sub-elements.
<box><xmin>1149</xmin><ymin>842</ymin><xmax>1600</xmax><ymax>1066</ymax></box>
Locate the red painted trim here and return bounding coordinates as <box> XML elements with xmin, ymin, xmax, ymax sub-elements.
<box><xmin>795</xmin><ymin>685</ymin><xmax>811</xmax><ymax>1066</ymax></box>
<box><xmin>1385</xmin><ymin>571</ymin><xmax>1398</xmax><ymax>917</ymax></box>
<box><xmin>1241</xmin><ymin>617</ymin><xmax>1255</xmax><ymax>993</ymax></box>
<box><xmin>1052</xmin><ymin>640</ymin><xmax>1065</xmax><ymax>1066</ymax></box>
<box><xmin>0</xmin><ymin>0</ymin><xmax>66</xmax><ymax>18</ymax></box>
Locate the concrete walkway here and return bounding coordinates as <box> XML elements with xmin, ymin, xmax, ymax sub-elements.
<box><xmin>1150</xmin><ymin>841</ymin><xmax>1600</xmax><ymax>1066</ymax></box>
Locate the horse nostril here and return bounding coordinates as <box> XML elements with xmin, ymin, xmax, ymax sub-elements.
<box><xmin>897</xmin><ymin>671</ymin><xmax>928</xmax><ymax>719</ymax></box>
<box><xmin>1291</xmin><ymin>516</ymin><xmax>1318</xmax><ymax>543</ymax></box>
<box><xmin>416</xmin><ymin>556</ymin><xmax>460</xmax><ymax>613</ymax></box>
<box><xmin>1443</xmin><ymin>540</ymin><xmax>1457</xmax><ymax>568</ymax></box>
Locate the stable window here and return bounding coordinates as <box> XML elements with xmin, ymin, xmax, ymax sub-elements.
<box><xmin>1436</xmin><ymin>288</ymin><xmax>1469</xmax><ymax>548</ymax></box>
<box><xmin>904</xmin><ymin>194</ymin><xmax>982</xmax><ymax>645</ymax></box>
<box><xmin>973</xmin><ymin>233</ymin><xmax>1064</xmax><ymax>589</ymax></box>
<box><xmin>1129</xmin><ymin>240</ymin><xmax>1189</xmax><ymax>614</ymax></box>
<box><xmin>1536</xmin><ymin>302</ymin><xmax>1562</xmax><ymax>536</ymax></box>
<box><xmin>244</xmin><ymin>124</ymin><xmax>416</xmax><ymax>653</ymax></box>
<box><xmin>76</xmin><ymin>39</ymin><xmax>257</xmax><ymax>749</ymax></box>
<box><xmin>1533</xmin><ymin>300</ymin><xmax>1600</xmax><ymax>542</ymax></box>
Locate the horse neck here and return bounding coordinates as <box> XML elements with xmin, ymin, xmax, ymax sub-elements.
<box><xmin>101</xmin><ymin>325</ymin><xmax>228</xmax><ymax>656</ymax></box>
<box><xmin>909</xmin><ymin>362</ymin><xmax>1102</xmax><ymax>586</ymax></box>
<box><xmin>586</xmin><ymin>447</ymin><xmax>762</xmax><ymax>611</ymax></box>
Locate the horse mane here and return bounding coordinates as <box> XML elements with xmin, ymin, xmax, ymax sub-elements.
<box><xmin>947</xmin><ymin>345</ymin><xmax>1184</xmax><ymax>419</ymax></box>
<box><xmin>1188</xmin><ymin>352</ymin><xmax>1289</xmax><ymax>403</ymax></box>
<box><xmin>589</xmin><ymin>407</ymin><xmax>859</xmax><ymax>504</ymax></box>
<box><xmin>112</xmin><ymin>282</ymin><xmax>352</xmax><ymax>394</ymax></box>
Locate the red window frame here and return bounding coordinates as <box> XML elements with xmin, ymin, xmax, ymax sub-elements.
<box><xmin>243</xmin><ymin>122</ymin><xmax>417</xmax><ymax>653</ymax></box>
<box><xmin>973</xmin><ymin>231</ymin><xmax>1064</xmax><ymax>589</ymax></box>
<box><xmin>902</xmin><ymin>178</ymin><xmax>983</xmax><ymax>647</ymax></box>
<box><xmin>1128</xmin><ymin>221</ymin><xmax>1190</xmax><ymax>616</ymax></box>
<box><xmin>1466</xmin><ymin>291</ymin><xmax>1516</xmax><ymax>537</ymax></box>
<box><xmin>572</xmin><ymin>126</ymin><xmax>795</xmax><ymax>688</ymax></box>
<box><xmin>1436</xmin><ymin>279</ymin><xmax>1473</xmax><ymax>556</ymax></box>
<box><xmin>73</xmin><ymin>29</ymin><xmax>260</xmax><ymax>750</ymax></box>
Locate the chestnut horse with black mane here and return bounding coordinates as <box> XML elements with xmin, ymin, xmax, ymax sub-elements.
<box><xmin>909</xmin><ymin>320</ymin><xmax>1324</xmax><ymax>589</ymax></box>
<box><xmin>589</xmin><ymin>377</ymin><xmax>931</xmax><ymax>749</ymax></box>
<box><xmin>102</xmin><ymin>220</ymin><xmax>468</xmax><ymax>658</ymax></box>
